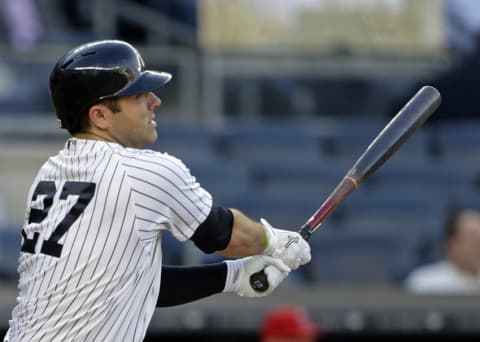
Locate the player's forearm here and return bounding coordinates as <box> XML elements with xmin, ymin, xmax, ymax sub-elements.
<box><xmin>217</xmin><ymin>208</ymin><xmax>267</xmax><ymax>258</ymax></box>
<box><xmin>157</xmin><ymin>263</ymin><xmax>226</xmax><ymax>307</ymax></box>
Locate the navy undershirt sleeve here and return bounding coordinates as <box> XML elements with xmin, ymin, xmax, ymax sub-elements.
<box><xmin>157</xmin><ymin>263</ymin><xmax>227</xmax><ymax>307</ymax></box>
<box><xmin>190</xmin><ymin>204</ymin><xmax>233</xmax><ymax>254</ymax></box>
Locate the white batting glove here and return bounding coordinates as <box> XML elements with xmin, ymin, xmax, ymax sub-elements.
<box><xmin>223</xmin><ymin>255</ymin><xmax>291</xmax><ymax>297</ymax></box>
<box><xmin>261</xmin><ymin>218</ymin><xmax>311</xmax><ymax>270</ymax></box>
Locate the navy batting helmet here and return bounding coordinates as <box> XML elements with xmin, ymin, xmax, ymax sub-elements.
<box><xmin>49</xmin><ymin>40</ymin><xmax>172</xmax><ymax>133</ymax></box>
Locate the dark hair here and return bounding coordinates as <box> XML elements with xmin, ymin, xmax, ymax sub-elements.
<box><xmin>67</xmin><ymin>98</ymin><xmax>121</xmax><ymax>135</ymax></box>
<box><xmin>444</xmin><ymin>207</ymin><xmax>463</xmax><ymax>241</ymax></box>
<box><xmin>443</xmin><ymin>205</ymin><xmax>478</xmax><ymax>241</ymax></box>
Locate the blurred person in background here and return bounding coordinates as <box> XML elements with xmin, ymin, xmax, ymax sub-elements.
<box><xmin>405</xmin><ymin>207</ymin><xmax>480</xmax><ymax>294</ymax></box>
<box><xmin>259</xmin><ymin>305</ymin><xmax>321</xmax><ymax>342</ymax></box>
<box><xmin>0</xmin><ymin>0</ymin><xmax>43</xmax><ymax>51</ymax></box>
<box><xmin>443</xmin><ymin>0</ymin><xmax>480</xmax><ymax>59</ymax></box>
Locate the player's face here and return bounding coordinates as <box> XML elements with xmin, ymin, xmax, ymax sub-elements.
<box><xmin>110</xmin><ymin>92</ymin><xmax>161</xmax><ymax>148</ymax></box>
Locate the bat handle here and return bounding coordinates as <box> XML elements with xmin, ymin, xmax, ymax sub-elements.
<box><xmin>249</xmin><ymin>224</ymin><xmax>313</xmax><ymax>292</ymax></box>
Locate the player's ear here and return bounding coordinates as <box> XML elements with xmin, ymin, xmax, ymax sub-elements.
<box><xmin>88</xmin><ymin>104</ymin><xmax>112</xmax><ymax>130</ymax></box>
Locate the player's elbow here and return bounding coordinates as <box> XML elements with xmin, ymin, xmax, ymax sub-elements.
<box><xmin>190</xmin><ymin>204</ymin><xmax>234</xmax><ymax>254</ymax></box>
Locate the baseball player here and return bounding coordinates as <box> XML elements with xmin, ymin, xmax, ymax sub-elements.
<box><xmin>4</xmin><ymin>40</ymin><xmax>311</xmax><ymax>342</ymax></box>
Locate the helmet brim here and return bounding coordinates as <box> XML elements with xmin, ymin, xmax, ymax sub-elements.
<box><xmin>113</xmin><ymin>70</ymin><xmax>172</xmax><ymax>97</ymax></box>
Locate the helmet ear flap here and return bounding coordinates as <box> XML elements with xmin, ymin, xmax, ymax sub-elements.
<box><xmin>57</xmin><ymin>110</ymin><xmax>82</xmax><ymax>133</ymax></box>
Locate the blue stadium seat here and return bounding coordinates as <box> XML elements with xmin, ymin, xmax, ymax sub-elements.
<box><xmin>433</xmin><ymin>121</ymin><xmax>480</xmax><ymax>169</ymax></box>
<box><xmin>186</xmin><ymin>159</ymin><xmax>251</xmax><ymax>206</ymax></box>
<box><xmin>0</xmin><ymin>59</ymin><xmax>52</xmax><ymax>114</ymax></box>
<box><xmin>233</xmin><ymin>191</ymin><xmax>323</xmax><ymax>228</ymax></box>
<box><xmin>0</xmin><ymin>228</ymin><xmax>21</xmax><ymax>279</ymax></box>
<box><xmin>161</xmin><ymin>230</ymin><xmax>185</xmax><ymax>265</ymax></box>
<box><xmin>368</xmin><ymin>161</ymin><xmax>474</xmax><ymax>197</ymax></box>
<box><xmin>337</xmin><ymin>190</ymin><xmax>445</xmax><ymax>235</ymax></box>
<box><xmin>248</xmin><ymin>159</ymin><xmax>349</xmax><ymax>201</ymax></box>
<box><xmin>218</xmin><ymin>121</ymin><xmax>324</xmax><ymax>164</ymax></box>
<box><xmin>153</xmin><ymin>122</ymin><xmax>219</xmax><ymax>164</ymax></box>
<box><xmin>316</xmin><ymin>119</ymin><xmax>383</xmax><ymax>159</ymax></box>
<box><xmin>319</xmin><ymin>121</ymin><xmax>431</xmax><ymax>167</ymax></box>
<box><xmin>304</xmin><ymin>231</ymin><xmax>419</xmax><ymax>285</ymax></box>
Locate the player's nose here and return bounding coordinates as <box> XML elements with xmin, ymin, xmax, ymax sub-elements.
<box><xmin>148</xmin><ymin>92</ymin><xmax>161</xmax><ymax>109</ymax></box>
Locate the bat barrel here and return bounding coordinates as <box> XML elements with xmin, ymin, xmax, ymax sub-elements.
<box><xmin>348</xmin><ymin>85</ymin><xmax>441</xmax><ymax>182</ymax></box>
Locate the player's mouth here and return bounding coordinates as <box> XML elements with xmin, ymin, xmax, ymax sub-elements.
<box><xmin>150</xmin><ymin>116</ymin><xmax>157</xmax><ymax>127</ymax></box>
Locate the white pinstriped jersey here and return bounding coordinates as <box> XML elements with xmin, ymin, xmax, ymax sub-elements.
<box><xmin>6</xmin><ymin>138</ymin><xmax>212</xmax><ymax>342</ymax></box>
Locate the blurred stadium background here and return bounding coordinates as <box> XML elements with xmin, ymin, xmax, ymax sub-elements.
<box><xmin>1</xmin><ymin>0</ymin><xmax>480</xmax><ymax>341</ymax></box>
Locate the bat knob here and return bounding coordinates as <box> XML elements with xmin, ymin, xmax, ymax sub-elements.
<box><xmin>250</xmin><ymin>270</ymin><xmax>269</xmax><ymax>292</ymax></box>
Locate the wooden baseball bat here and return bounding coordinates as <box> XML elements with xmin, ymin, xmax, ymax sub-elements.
<box><xmin>250</xmin><ymin>85</ymin><xmax>441</xmax><ymax>292</ymax></box>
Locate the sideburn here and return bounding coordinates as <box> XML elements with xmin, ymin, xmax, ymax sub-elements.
<box><xmin>101</xmin><ymin>98</ymin><xmax>121</xmax><ymax>113</ymax></box>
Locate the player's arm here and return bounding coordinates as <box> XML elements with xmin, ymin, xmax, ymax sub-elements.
<box><xmin>221</xmin><ymin>208</ymin><xmax>270</xmax><ymax>257</ymax></box>
<box><xmin>189</xmin><ymin>205</ymin><xmax>264</xmax><ymax>258</ymax></box>
<box><xmin>190</xmin><ymin>204</ymin><xmax>311</xmax><ymax>269</ymax></box>
<box><xmin>157</xmin><ymin>256</ymin><xmax>290</xmax><ymax>307</ymax></box>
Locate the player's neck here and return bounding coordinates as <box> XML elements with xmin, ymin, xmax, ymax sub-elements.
<box><xmin>74</xmin><ymin>130</ymin><xmax>120</xmax><ymax>145</ymax></box>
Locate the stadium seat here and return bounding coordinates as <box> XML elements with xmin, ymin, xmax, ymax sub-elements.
<box><xmin>217</xmin><ymin>121</ymin><xmax>324</xmax><ymax>164</ymax></box>
<box><xmin>248</xmin><ymin>159</ymin><xmax>349</xmax><ymax>199</ymax></box>
<box><xmin>186</xmin><ymin>159</ymin><xmax>251</xmax><ymax>207</ymax></box>
<box><xmin>337</xmin><ymin>190</ymin><xmax>445</xmax><ymax>236</ymax></box>
<box><xmin>0</xmin><ymin>228</ymin><xmax>20</xmax><ymax>279</ymax></box>
<box><xmin>153</xmin><ymin>122</ymin><xmax>219</xmax><ymax>164</ymax></box>
<box><xmin>161</xmin><ymin>230</ymin><xmax>185</xmax><ymax>265</ymax></box>
<box><xmin>234</xmin><ymin>191</ymin><xmax>322</xmax><ymax>229</ymax></box>
<box><xmin>304</xmin><ymin>231</ymin><xmax>419</xmax><ymax>285</ymax></box>
<box><xmin>367</xmin><ymin>161</ymin><xmax>475</xmax><ymax>197</ymax></box>
<box><xmin>433</xmin><ymin>120</ymin><xmax>480</xmax><ymax>169</ymax></box>
<box><xmin>316</xmin><ymin>119</ymin><xmax>383</xmax><ymax>159</ymax></box>
<box><xmin>318</xmin><ymin>120</ymin><xmax>431</xmax><ymax>167</ymax></box>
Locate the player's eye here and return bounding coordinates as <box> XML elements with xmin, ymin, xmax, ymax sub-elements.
<box><xmin>135</xmin><ymin>93</ymin><xmax>148</xmax><ymax>99</ymax></box>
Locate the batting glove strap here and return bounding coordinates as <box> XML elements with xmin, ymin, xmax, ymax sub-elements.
<box><xmin>261</xmin><ymin>218</ymin><xmax>279</xmax><ymax>256</ymax></box>
<box><xmin>223</xmin><ymin>259</ymin><xmax>242</xmax><ymax>293</ymax></box>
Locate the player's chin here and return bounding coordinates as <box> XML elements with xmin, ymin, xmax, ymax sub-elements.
<box><xmin>146</xmin><ymin>129</ymin><xmax>158</xmax><ymax>145</ymax></box>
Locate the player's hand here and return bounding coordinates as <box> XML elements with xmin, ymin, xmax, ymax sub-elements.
<box><xmin>224</xmin><ymin>255</ymin><xmax>290</xmax><ymax>297</ymax></box>
<box><xmin>261</xmin><ymin>218</ymin><xmax>311</xmax><ymax>270</ymax></box>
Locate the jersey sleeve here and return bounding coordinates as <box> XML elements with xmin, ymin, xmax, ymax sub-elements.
<box><xmin>123</xmin><ymin>151</ymin><xmax>212</xmax><ymax>241</ymax></box>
